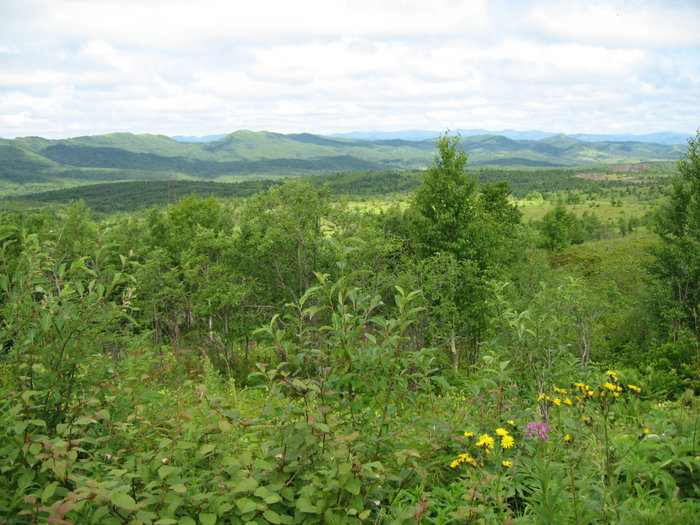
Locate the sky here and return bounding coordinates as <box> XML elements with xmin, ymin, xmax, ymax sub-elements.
<box><xmin>1</xmin><ymin>0</ymin><xmax>699</xmax><ymax>139</ymax></box>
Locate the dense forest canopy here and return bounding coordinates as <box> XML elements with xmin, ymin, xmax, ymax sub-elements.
<box><xmin>0</xmin><ymin>132</ymin><xmax>698</xmax><ymax>523</ymax></box>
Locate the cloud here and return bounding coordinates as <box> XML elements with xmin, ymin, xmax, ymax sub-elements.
<box><xmin>0</xmin><ymin>0</ymin><xmax>698</xmax><ymax>138</ymax></box>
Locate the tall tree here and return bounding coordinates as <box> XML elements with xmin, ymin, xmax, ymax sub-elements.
<box><xmin>409</xmin><ymin>133</ymin><xmax>478</xmax><ymax>261</ymax></box>
<box><xmin>651</xmin><ymin>130</ymin><xmax>700</xmax><ymax>339</ymax></box>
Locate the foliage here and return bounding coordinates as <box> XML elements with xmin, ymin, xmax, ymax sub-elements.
<box><xmin>650</xmin><ymin>130</ymin><xmax>700</xmax><ymax>339</ymax></box>
<box><xmin>0</xmin><ymin>132</ymin><xmax>698</xmax><ymax>523</ymax></box>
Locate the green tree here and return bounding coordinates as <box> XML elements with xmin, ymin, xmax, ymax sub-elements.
<box><xmin>409</xmin><ymin>133</ymin><xmax>478</xmax><ymax>261</ymax></box>
<box><xmin>651</xmin><ymin>130</ymin><xmax>700</xmax><ymax>339</ymax></box>
<box><xmin>406</xmin><ymin>134</ymin><xmax>521</xmax><ymax>366</ymax></box>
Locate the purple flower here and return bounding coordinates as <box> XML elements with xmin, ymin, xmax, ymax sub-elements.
<box><xmin>525</xmin><ymin>421</ymin><xmax>551</xmax><ymax>440</ymax></box>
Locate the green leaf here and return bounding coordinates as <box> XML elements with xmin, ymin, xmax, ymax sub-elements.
<box><xmin>171</xmin><ymin>483</ymin><xmax>187</xmax><ymax>494</ymax></box>
<box><xmin>178</xmin><ymin>518</ymin><xmax>196</xmax><ymax>525</ymax></box>
<box><xmin>199</xmin><ymin>443</ymin><xmax>216</xmax><ymax>457</ymax></box>
<box><xmin>232</xmin><ymin>477</ymin><xmax>258</xmax><ymax>494</ymax></box>
<box><xmin>111</xmin><ymin>492</ymin><xmax>138</xmax><ymax>511</ymax></box>
<box><xmin>345</xmin><ymin>478</ymin><xmax>361</xmax><ymax>495</ymax></box>
<box><xmin>296</xmin><ymin>497</ymin><xmax>320</xmax><ymax>514</ymax></box>
<box><xmin>262</xmin><ymin>510</ymin><xmax>282</xmax><ymax>524</ymax></box>
<box><xmin>41</xmin><ymin>481</ymin><xmax>59</xmax><ymax>503</ymax></box>
<box><xmin>235</xmin><ymin>497</ymin><xmax>258</xmax><ymax>514</ymax></box>
<box><xmin>199</xmin><ymin>513</ymin><xmax>217</xmax><ymax>525</ymax></box>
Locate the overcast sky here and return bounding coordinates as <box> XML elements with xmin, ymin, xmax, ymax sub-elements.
<box><xmin>1</xmin><ymin>0</ymin><xmax>699</xmax><ymax>139</ymax></box>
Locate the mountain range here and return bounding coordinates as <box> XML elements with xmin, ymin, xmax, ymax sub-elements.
<box><xmin>0</xmin><ymin>130</ymin><xmax>688</xmax><ymax>196</ymax></box>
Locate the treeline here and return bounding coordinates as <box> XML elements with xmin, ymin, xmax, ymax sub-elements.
<box><xmin>10</xmin><ymin>164</ymin><xmax>672</xmax><ymax>214</ymax></box>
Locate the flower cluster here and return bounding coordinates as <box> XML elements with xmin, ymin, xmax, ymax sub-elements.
<box><xmin>495</xmin><ymin>427</ymin><xmax>515</xmax><ymax>448</ymax></box>
<box><xmin>450</xmin><ymin>452</ymin><xmax>476</xmax><ymax>468</ymax></box>
<box><xmin>475</xmin><ymin>433</ymin><xmax>495</xmax><ymax>450</ymax></box>
<box><xmin>451</xmin><ymin>425</ymin><xmax>518</xmax><ymax>469</ymax></box>
<box><xmin>524</xmin><ymin>421</ymin><xmax>551</xmax><ymax>440</ymax></box>
<box><xmin>539</xmin><ymin>373</ymin><xmax>642</xmax><ymax>411</ymax></box>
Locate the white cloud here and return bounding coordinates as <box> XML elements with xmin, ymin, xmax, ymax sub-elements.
<box><xmin>0</xmin><ymin>0</ymin><xmax>698</xmax><ymax>138</ymax></box>
<box><xmin>528</xmin><ymin>1</ymin><xmax>700</xmax><ymax>48</ymax></box>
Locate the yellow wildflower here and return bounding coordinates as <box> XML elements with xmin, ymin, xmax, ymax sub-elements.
<box><xmin>502</xmin><ymin>460</ymin><xmax>512</xmax><ymax>468</ymax></box>
<box><xmin>537</xmin><ymin>393</ymin><xmax>545</xmax><ymax>402</ymax></box>
<box><xmin>501</xmin><ymin>435</ymin><xmax>515</xmax><ymax>449</ymax></box>
<box><xmin>476</xmin><ymin>433</ymin><xmax>495</xmax><ymax>450</ymax></box>
<box><xmin>603</xmin><ymin>382</ymin><xmax>616</xmax><ymax>392</ymax></box>
<box><xmin>553</xmin><ymin>397</ymin><xmax>562</xmax><ymax>406</ymax></box>
<box><xmin>564</xmin><ymin>398</ymin><xmax>573</xmax><ymax>406</ymax></box>
<box><xmin>628</xmin><ymin>384</ymin><xmax>642</xmax><ymax>394</ymax></box>
<box><xmin>564</xmin><ymin>434</ymin><xmax>571</xmax><ymax>442</ymax></box>
<box><xmin>495</xmin><ymin>428</ymin><xmax>509</xmax><ymax>437</ymax></box>
<box><xmin>507</xmin><ymin>420</ymin><xmax>515</xmax><ymax>426</ymax></box>
<box><xmin>450</xmin><ymin>459</ymin><xmax>459</xmax><ymax>468</ymax></box>
<box><xmin>464</xmin><ymin>432</ymin><xmax>474</xmax><ymax>438</ymax></box>
<box><xmin>554</xmin><ymin>386</ymin><xmax>567</xmax><ymax>395</ymax></box>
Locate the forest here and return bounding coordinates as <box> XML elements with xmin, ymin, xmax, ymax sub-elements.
<box><xmin>0</xmin><ymin>131</ymin><xmax>698</xmax><ymax>524</ymax></box>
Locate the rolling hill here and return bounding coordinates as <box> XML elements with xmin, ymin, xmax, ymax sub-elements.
<box><xmin>0</xmin><ymin>130</ymin><xmax>687</xmax><ymax>196</ymax></box>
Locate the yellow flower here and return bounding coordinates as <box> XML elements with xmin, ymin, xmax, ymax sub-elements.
<box><xmin>564</xmin><ymin>434</ymin><xmax>571</xmax><ymax>442</ymax></box>
<box><xmin>507</xmin><ymin>420</ymin><xmax>515</xmax><ymax>426</ymax></box>
<box><xmin>537</xmin><ymin>393</ymin><xmax>545</xmax><ymax>402</ymax></box>
<box><xmin>606</xmin><ymin>370</ymin><xmax>618</xmax><ymax>381</ymax></box>
<box><xmin>495</xmin><ymin>427</ymin><xmax>509</xmax><ymax>437</ymax></box>
<box><xmin>553</xmin><ymin>397</ymin><xmax>562</xmax><ymax>406</ymax></box>
<box><xmin>502</xmin><ymin>460</ymin><xmax>512</xmax><ymax>468</ymax></box>
<box><xmin>451</xmin><ymin>452</ymin><xmax>476</xmax><ymax>468</ymax></box>
<box><xmin>501</xmin><ymin>435</ymin><xmax>515</xmax><ymax>449</ymax></box>
<box><xmin>628</xmin><ymin>384</ymin><xmax>642</xmax><ymax>394</ymax></box>
<box><xmin>603</xmin><ymin>382</ymin><xmax>616</xmax><ymax>392</ymax></box>
<box><xmin>564</xmin><ymin>398</ymin><xmax>573</xmax><ymax>406</ymax></box>
<box><xmin>643</xmin><ymin>428</ymin><xmax>650</xmax><ymax>435</ymax></box>
<box><xmin>587</xmin><ymin>390</ymin><xmax>594</xmax><ymax>397</ymax></box>
<box><xmin>464</xmin><ymin>431</ymin><xmax>474</xmax><ymax>438</ymax></box>
<box><xmin>554</xmin><ymin>386</ymin><xmax>567</xmax><ymax>395</ymax></box>
<box><xmin>476</xmin><ymin>433</ymin><xmax>495</xmax><ymax>450</ymax></box>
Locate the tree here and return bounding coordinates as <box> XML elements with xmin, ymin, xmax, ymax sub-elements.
<box><xmin>409</xmin><ymin>133</ymin><xmax>478</xmax><ymax>261</ymax></box>
<box><xmin>407</xmin><ymin>133</ymin><xmax>521</xmax><ymax>366</ymax></box>
<box><xmin>650</xmin><ymin>130</ymin><xmax>700</xmax><ymax>339</ymax></box>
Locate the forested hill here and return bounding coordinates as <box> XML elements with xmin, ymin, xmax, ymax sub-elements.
<box><xmin>0</xmin><ymin>130</ymin><xmax>686</xmax><ymax>196</ymax></box>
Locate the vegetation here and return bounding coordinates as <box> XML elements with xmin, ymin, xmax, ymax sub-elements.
<box><xmin>0</xmin><ymin>131</ymin><xmax>697</xmax><ymax>524</ymax></box>
<box><xmin>0</xmin><ymin>131</ymin><xmax>684</xmax><ymax>196</ymax></box>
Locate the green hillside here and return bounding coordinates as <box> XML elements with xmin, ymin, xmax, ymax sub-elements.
<box><xmin>0</xmin><ymin>130</ymin><xmax>687</xmax><ymax>196</ymax></box>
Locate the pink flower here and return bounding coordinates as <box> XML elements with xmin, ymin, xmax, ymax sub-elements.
<box><xmin>525</xmin><ymin>421</ymin><xmax>551</xmax><ymax>440</ymax></box>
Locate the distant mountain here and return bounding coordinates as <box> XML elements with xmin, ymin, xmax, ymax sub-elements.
<box><xmin>332</xmin><ymin>129</ymin><xmax>691</xmax><ymax>145</ymax></box>
<box><xmin>0</xmin><ymin>130</ymin><xmax>686</xmax><ymax>196</ymax></box>
<box><xmin>568</xmin><ymin>132</ymin><xmax>690</xmax><ymax>146</ymax></box>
